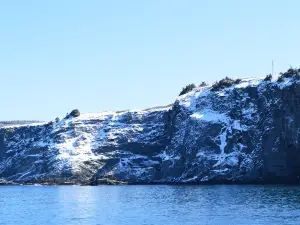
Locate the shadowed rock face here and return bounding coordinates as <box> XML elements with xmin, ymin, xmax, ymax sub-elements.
<box><xmin>0</xmin><ymin>133</ymin><xmax>5</xmax><ymax>155</ymax></box>
<box><xmin>1</xmin><ymin>77</ymin><xmax>300</xmax><ymax>185</ymax></box>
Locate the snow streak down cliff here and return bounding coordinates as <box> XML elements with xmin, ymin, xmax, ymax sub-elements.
<box><xmin>1</xmin><ymin>76</ymin><xmax>300</xmax><ymax>185</ymax></box>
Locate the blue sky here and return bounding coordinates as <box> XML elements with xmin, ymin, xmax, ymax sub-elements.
<box><xmin>0</xmin><ymin>0</ymin><xmax>299</xmax><ymax>121</ymax></box>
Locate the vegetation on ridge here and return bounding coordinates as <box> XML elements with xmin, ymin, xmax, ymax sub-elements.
<box><xmin>179</xmin><ymin>67</ymin><xmax>300</xmax><ymax>95</ymax></box>
<box><xmin>65</xmin><ymin>109</ymin><xmax>81</xmax><ymax>119</ymax></box>
<box><xmin>264</xmin><ymin>74</ymin><xmax>272</xmax><ymax>81</ymax></box>
<box><xmin>179</xmin><ymin>84</ymin><xmax>196</xmax><ymax>96</ymax></box>
<box><xmin>211</xmin><ymin>77</ymin><xmax>236</xmax><ymax>91</ymax></box>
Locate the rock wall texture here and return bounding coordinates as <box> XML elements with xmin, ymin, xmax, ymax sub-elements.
<box><xmin>1</xmin><ymin>77</ymin><xmax>300</xmax><ymax>185</ymax></box>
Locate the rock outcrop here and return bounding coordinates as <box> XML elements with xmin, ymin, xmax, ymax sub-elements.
<box><xmin>1</xmin><ymin>76</ymin><xmax>300</xmax><ymax>185</ymax></box>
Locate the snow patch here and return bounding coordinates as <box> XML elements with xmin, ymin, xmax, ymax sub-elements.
<box><xmin>190</xmin><ymin>111</ymin><xmax>229</xmax><ymax>124</ymax></box>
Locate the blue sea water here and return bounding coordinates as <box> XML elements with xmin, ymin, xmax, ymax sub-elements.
<box><xmin>1</xmin><ymin>185</ymin><xmax>300</xmax><ymax>225</ymax></box>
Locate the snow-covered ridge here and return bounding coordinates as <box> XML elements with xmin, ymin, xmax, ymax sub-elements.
<box><xmin>0</xmin><ymin>121</ymin><xmax>46</xmax><ymax>129</ymax></box>
<box><xmin>78</xmin><ymin>105</ymin><xmax>172</xmax><ymax>120</ymax></box>
<box><xmin>178</xmin><ymin>76</ymin><xmax>300</xmax><ymax>109</ymax></box>
<box><xmin>1</xmin><ymin>122</ymin><xmax>48</xmax><ymax>129</ymax></box>
<box><xmin>0</xmin><ymin>105</ymin><xmax>172</xmax><ymax>130</ymax></box>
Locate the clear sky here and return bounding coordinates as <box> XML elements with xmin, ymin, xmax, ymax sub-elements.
<box><xmin>0</xmin><ymin>0</ymin><xmax>299</xmax><ymax>121</ymax></box>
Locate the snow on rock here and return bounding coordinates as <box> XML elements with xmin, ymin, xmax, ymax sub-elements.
<box><xmin>1</xmin><ymin>77</ymin><xmax>300</xmax><ymax>184</ymax></box>
<box><xmin>190</xmin><ymin>111</ymin><xmax>229</xmax><ymax>124</ymax></box>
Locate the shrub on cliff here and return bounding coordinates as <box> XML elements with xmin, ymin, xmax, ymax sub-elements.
<box><xmin>282</xmin><ymin>67</ymin><xmax>298</xmax><ymax>78</ymax></box>
<box><xmin>277</xmin><ymin>75</ymin><xmax>284</xmax><ymax>82</ymax></box>
<box><xmin>234</xmin><ymin>78</ymin><xmax>242</xmax><ymax>84</ymax></box>
<box><xmin>264</xmin><ymin>74</ymin><xmax>272</xmax><ymax>81</ymax></box>
<box><xmin>65</xmin><ymin>109</ymin><xmax>81</xmax><ymax>119</ymax></box>
<box><xmin>199</xmin><ymin>82</ymin><xmax>207</xmax><ymax>87</ymax></box>
<box><xmin>211</xmin><ymin>77</ymin><xmax>235</xmax><ymax>91</ymax></box>
<box><xmin>70</xmin><ymin>109</ymin><xmax>80</xmax><ymax>117</ymax></box>
<box><xmin>179</xmin><ymin>84</ymin><xmax>196</xmax><ymax>96</ymax></box>
<box><xmin>47</xmin><ymin>121</ymin><xmax>54</xmax><ymax>126</ymax></box>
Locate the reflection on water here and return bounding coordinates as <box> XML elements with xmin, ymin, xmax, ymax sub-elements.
<box><xmin>1</xmin><ymin>185</ymin><xmax>300</xmax><ymax>225</ymax></box>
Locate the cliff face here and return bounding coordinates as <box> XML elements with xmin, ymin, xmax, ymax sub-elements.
<box><xmin>1</xmin><ymin>77</ymin><xmax>300</xmax><ymax>185</ymax></box>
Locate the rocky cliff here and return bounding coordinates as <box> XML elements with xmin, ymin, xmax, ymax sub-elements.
<box><xmin>1</xmin><ymin>75</ymin><xmax>300</xmax><ymax>185</ymax></box>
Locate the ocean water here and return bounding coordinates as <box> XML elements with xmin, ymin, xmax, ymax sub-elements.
<box><xmin>1</xmin><ymin>185</ymin><xmax>300</xmax><ymax>225</ymax></box>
